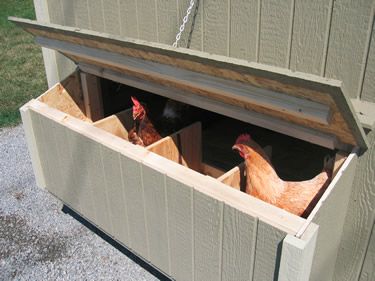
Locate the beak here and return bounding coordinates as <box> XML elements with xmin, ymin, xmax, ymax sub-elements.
<box><xmin>232</xmin><ymin>144</ymin><xmax>240</xmax><ymax>151</ymax></box>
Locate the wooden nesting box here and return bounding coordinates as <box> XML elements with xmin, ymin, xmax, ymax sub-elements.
<box><xmin>11</xmin><ymin>17</ymin><xmax>372</xmax><ymax>281</ymax></box>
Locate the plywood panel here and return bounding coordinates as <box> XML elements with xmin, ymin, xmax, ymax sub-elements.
<box><xmin>47</xmin><ymin>0</ymin><xmax>64</xmax><ymax>24</ymax></box>
<box><xmin>141</xmin><ymin>164</ymin><xmax>170</xmax><ymax>274</ymax></box>
<box><xmin>334</xmin><ymin>129</ymin><xmax>375</xmax><ymax>281</ymax></box>
<box><xmin>119</xmin><ymin>152</ymin><xmax>149</xmax><ymax>259</ymax></box>
<box><xmin>88</xmin><ymin>0</ymin><xmax>105</xmax><ymax>32</ymax></box>
<box><xmin>100</xmin><ymin>145</ymin><xmax>130</xmax><ymax>245</ymax></box>
<box><xmin>252</xmin><ymin>220</ymin><xmax>286</xmax><ymax>281</ymax></box>
<box><xmin>166</xmin><ymin>176</ymin><xmax>194</xmax><ymax>281</ymax></box>
<box><xmin>178</xmin><ymin>0</ymin><xmax>202</xmax><ymax>50</ymax></box>
<box><xmin>202</xmin><ymin>0</ymin><xmax>228</xmax><ymax>55</ymax></box>
<box><xmin>359</xmin><ymin>221</ymin><xmax>375</xmax><ymax>281</ymax></box>
<box><xmin>229</xmin><ymin>0</ymin><xmax>258</xmax><ymax>61</ymax></box>
<box><xmin>290</xmin><ymin>0</ymin><xmax>331</xmax><ymax>75</ymax></box>
<box><xmin>136</xmin><ymin>0</ymin><xmax>157</xmax><ymax>42</ymax></box>
<box><xmin>61</xmin><ymin>0</ymin><xmax>76</xmax><ymax>27</ymax></box>
<box><xmin>20</xmin><ymin>106</ymin><xmax>46</xmax><ymax>189</ymax></box>
<box><xmin>310</xmin><ymin>153</ymin><xmax>358</xmax><ymax>281</ymax></box>
<box><xmin>157</xmin><ymin>0</ymin><xmax>178</xmax><ymax>45</ymax></box>
<box><xmin>73</xmin><ymin>0</ymin><xmax>90</xmax><ymax>29</ymax></box>
<box><xmin>221</xmin><ymin>204</ymin><xmax>258</xmax><ymax>281</ymax></box>
<box><xmin>102</xmin><ymin>0</ymin><xmax>121</xmax><ymax>35</ymax></box>
<box><xmin>258</xmin><ymin>0</ymin><xmax>293</xmax><ymax>67</ymax></box>
<box><xmin>325</xmin><ymin>0</ymin><xmax>373</xmax><ymax>98</ymax></box>
<box><xmin>194</xmin><ymin>190</ymin><xmax>223</xmax><ymax>281</ymax></box>
<box><xmin>119</xmin><ymin>0</ymin><xmax>138</xmax><ymax>39</ymax></box>
<box><xmin>362</xmin><ymin>16</ymin><xmax>375</xmax><ymax>103</ymax></box>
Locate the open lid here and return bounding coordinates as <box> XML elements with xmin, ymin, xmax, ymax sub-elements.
<box><xmin>10</xmin><ymin>17</ymin><xmax>368</xmax><ymax>152</ymax></box>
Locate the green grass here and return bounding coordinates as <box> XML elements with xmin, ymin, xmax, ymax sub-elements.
<box><xmin>0</xmin><ymin>0</ymin><xmax>47</xmax><ymax>127</ymax></box>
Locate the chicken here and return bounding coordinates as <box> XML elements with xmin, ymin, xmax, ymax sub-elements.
<box><xmin>128</xmin><ymin>96</ymin><xmax>162</xmax><ymax>146</ymax></box>
<box><xmin>232</xmin><ymin>134</ymin><xmax>332</xmax><ymax>217</ymax></box>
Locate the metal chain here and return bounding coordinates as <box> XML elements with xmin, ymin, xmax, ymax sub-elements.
<box><xmin>173</xmin><ymin>0</ymin><xmax>195</xmax><ymax>47</ymax></box>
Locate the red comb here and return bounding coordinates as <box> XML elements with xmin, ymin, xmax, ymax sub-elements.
<box><xmin>131</xmin><ymin>96</ymin><xmax>140</xmax><ymax>106</ymax></box>
<box><xmin>235</xmin><ymin>134</ymin><xmax>251</xmax><ymax>144</ymax></box>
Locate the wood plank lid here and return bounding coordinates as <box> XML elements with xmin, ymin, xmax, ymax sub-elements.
<box><xmin>10</xmin><ymin>17</ymin><xmax>368</xmax><ymax>152</ymax></box>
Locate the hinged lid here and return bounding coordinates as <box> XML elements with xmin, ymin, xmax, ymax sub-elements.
<box><xmin>10</xmin><ymin>17</ymin><xmax>368</xmax><ymax>152</ymax></box>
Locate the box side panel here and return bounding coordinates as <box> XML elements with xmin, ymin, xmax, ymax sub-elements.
<box><xmin>100</xmin><ymin>145</ymin><xmax>131</xmax><ymax>245</ymax></box>
<box><xmin>193</xmin><ymin>190</ymin><xmax>224</xmax><ymax>281</ymax></box>
<box><xmin>166</xmin><ymin>177</ymin><xmax>194</xmax><ymax>281</ymax></box>
<box><xmin>359</xmin><ymin>221</ymin><xmax>375</xmax><ymax>281</ymax></box>
<box><xmin>252</xmin><ymin>220</ymin><xmax>287</xmax><ymax>281</ymax></box>
<box><xmin>278</xmin><ymin>223</ymin><xmax>319</xmax><ymax>281</ymax></box>
<box><xmin>20</xmin><ymin>106</ymin><xmax>46</xmax><ymax>189</ymax></box>
<box><xmin>221</xmin><ymin>204</ymin><xmax>258</xmax><ymax>281</ymax></box>
<box><xmin>334</xmin><ymin>127</ymin><xmax>375</xmax><ymax>281</ymax></box>
<box><xmin>141</xmin><ymin>164</ymin><xmax>170</xmax><ymax>274</ymax></box>
<box><xmin>310</xmin><ymin>152</ymin><xmax>358</xmax><ymax>281</ymax></box>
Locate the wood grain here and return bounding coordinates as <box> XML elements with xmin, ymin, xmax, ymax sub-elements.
<box><xmin>202</xmin><ymin>0</ymin><xmax>228</xmax><ymax>55</ymax></box>
<box><xmin>310</xmin><ymin>152</ymin><xmax>358</xmax><ymax>281</ymax></box>
<box><xmin>333</xmin><ymin>128</ymin><xmax>375</xmax><ymax>281</ymax></box>
<box><xmin>141</xmin><ymin>163</ymin><xmax>170</xmax><ymax>274</ymax></box>
<box><xmin>119</xmin><ymin>0</ymin><xmax>138</xmax><ymax>39</ymax></box>
<box><xmin>165</xmin><ymin>176</ymin><xmax>194</xmax><ymax>281</ymax></box>
<box><xmin>252</xmin><ymin>220</ymin><xmax>286</xmax><ymax>281</ymax></box>
<box><xmin>325</xmin><ymin>0</ymin><xmax>373</xmax><ymax>99</ymax></box>
<box><xmin>80</xmin><ymin>72</ymin><xmax>103</xmax><ymax>121</ymax></box>
<box><xmin>193</xmin><ymin>189</ymin><xmax>224</xmax><ymax>281</ymax></box>
<box><xmin>258</xmin><ymin>0</ymin><xmax>293</xmax><ymax>67</ymax></box>
<box><xmin>136</xmin><ymin>0</ymin><xmax>157</xmax><ymax>42</ymax></box>
<box><xmin>73</xmin><ymin>0</ymin><xmax>90</xmax><ymax>29</ymax></box>
<box><xmin>221</xmin><ymin>204</ymin><xmax>258</xmax><ymax>281</ymax></box>
<box><xmin>290</xmin><ymin>0</ymin><xmax>330</xmax><ymax>75</ymax></box>
<box><xmin>88</xmin><ymin>0</ymin><xmax>104</xmax><ymax>32</ymax></box>
<box><xmin>362</xmin><ymin>15</ymin><xmax>375</xmax><ymax>103</ymax></box>
<box><xmin>157</xmin><ymin>0</ymin><xmax>177</xmax><ymax>45</ymax></box>
<box><xmin>229</xmin><ymin>0</ymin><xmax>258</xmax><ymax>61</ymax></box>
<box><xmin>102</xmin><ymin>0</ymin><xmax>121</xmax><ymax>35</ymax></box>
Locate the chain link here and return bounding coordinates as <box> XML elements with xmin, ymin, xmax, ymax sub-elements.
<box><xmin>173</xmin><ymin>0</ymin><xmax>195</xmax><ymax>47</ymax></box>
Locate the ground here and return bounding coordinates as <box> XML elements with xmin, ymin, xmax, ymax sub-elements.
<box><xmin>0</xmin><ymin>125</ymin><xmax>163</xmax><ymax>280</ymax></box>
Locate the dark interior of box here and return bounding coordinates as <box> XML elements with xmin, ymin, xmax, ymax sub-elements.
<box><xmin>100</xmin><ymin>78</ymin><xmax>336</xmax><ymax>182</ymax></box>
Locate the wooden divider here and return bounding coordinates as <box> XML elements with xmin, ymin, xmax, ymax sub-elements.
<box><xmin>93</xmin><ymin>108</ymin><xmax>133</xmax><ymax>140</ymax></box>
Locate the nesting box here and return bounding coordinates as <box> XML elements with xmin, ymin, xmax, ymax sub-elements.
<box><xmin>12</xmin><ymin>17</ymin><xmax>371</xmax><ymax>281</ymax></box>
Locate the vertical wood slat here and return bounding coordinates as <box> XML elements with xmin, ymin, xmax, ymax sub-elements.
<box><xmin>87</xmin><ymin>0</ymin><xmax>105</xmax><ymax>32</ymax></box>
<box><xmin>80</xmin><ymin>72</ymin><xmax>104</xmax><ymax>122</ymax></box>
<box><xmin>289</xmin><ymin>0</ymin><xmax>331</xmax><ymax>75</ymax></box>
<box><xmin>61</xmin><ymin>0</ymin><xmax>76</xmax><ymax>27</ymax></box>
<box><xmin>157</xmin><ymin>0</ymin><xmax>178</xmax><ymax>45</ymax></box>
<box><xmin>136</xmin><ymin>0</ymin><xmax>157</xmax><ymax>42</ymax></box>
<box><xmin>166</xmin><ymin>176</ymin><xmax>194</xmax><ymax>281</ymax></box>
<box><xmin>202</xmin><ymin>0</ymin><xmax>228</xmax><ymax>55</ymax></box>
<box><xmin>73</xmin><ymin>0</ymin><xmax>90</xmax><ymax>29</ymax></box>
<box><xmin>324</xmin><ymin>0</ymin><xmax>373</xmax><ymax>99</ymax></box>
<box><xmin>141</xmin><ymin>164</ymin><xmax>170</xmax><ymax>274</ymax></box>
<box><xmin>100</xmin><ymin>145</ymin><xmax>129</xmax><ymax>242</ymax></box>
<box><xmin>258</xmin><ymin>0</ymin><xmax>293</xmax><ymax>67</ymax></box>
<box><xmin>229</xmin><ymin>0</ymin><xmax>258</xmax><ymax>61</ymax></box>
<box><xmin>120</xmin><ymin>152</ymin><xmax>149</xmax><ymax>259</ymax></box>
<box><xmin>333</xmin><ymin>128</ymin><xmax>375</xmax><ymax>281</ymax></box>
<box><xmin>20</xmin><ymin>106</ymin><xmax>46</xmax><ymax>189</ymax></box>
<box><xmin>359</xmin><ymin>221</ymin><xmax>375</xmax><ymax>281</ymax></box>
<box><xmin>179</xmin><ymin>0</ymin><xmax>203</xmax><ymax>50</ymax></box>
<box><xmin>46</xmin><ymin>0</ymin><xmax>65</xmax><ymax>25</ymax></box>
<box><xmin>221</xmin><ymin>204</ymin><xmax>258</xmax><ymax>281</ymax></box>
<box><xmin>119</xmin><ymin>0</ymin><xmax>139</xmax><ymax>39</ymax></box>
<box><xmin>278</xmin><ymin>223</ymin><xmax>319</xmax><ymax>281</ymax></box>
<box><xmin>362</xmin><ymin>15</ymin><xmax>375</xmax><ymax>103</ymax></box>
<box><xmin>194</xmin><ymin>189</ymin><xmax>224</xmax><ymax>281</ymax></box>
<box><xmin>102</xmin><ymin>0</ymin><xmax>121</xmax><ymax>35</ymax></box>
<box><xmin>252</xmin><ymin>220</ymin><xmax>286</xmax><ymax>281</ymax></box>
<box><xmin>310</xmin><ymin>153</ymin><xmax>358</xmax><ymax>281</ymax></box>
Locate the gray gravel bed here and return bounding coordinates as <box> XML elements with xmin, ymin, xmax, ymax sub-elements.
<box><xmin>0</xmin><ymin>125</ymin><xmax>163</xmax><ymax>280</ymax></box>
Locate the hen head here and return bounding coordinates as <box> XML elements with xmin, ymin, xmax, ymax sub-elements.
<box><xmin>232</xmin><ymin>134</ymin><xmax>252</xmax><ymax>159</ymax></box>
<box><xmin>131</xmin><ymin>96</ymin><xmax>146</xmax><ymax>120</ymax></box>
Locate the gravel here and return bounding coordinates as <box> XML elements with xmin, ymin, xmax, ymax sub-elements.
<box><xmin>0</xmin><ymin>125</ymin><xmax>166</xmax><ymax>281</ymax></box>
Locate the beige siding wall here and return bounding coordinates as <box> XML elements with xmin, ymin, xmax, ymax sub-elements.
<box><xmin>36</xmin><ymin>0</ymin><xmax>375</xmax><ymax>102</ymax></box>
